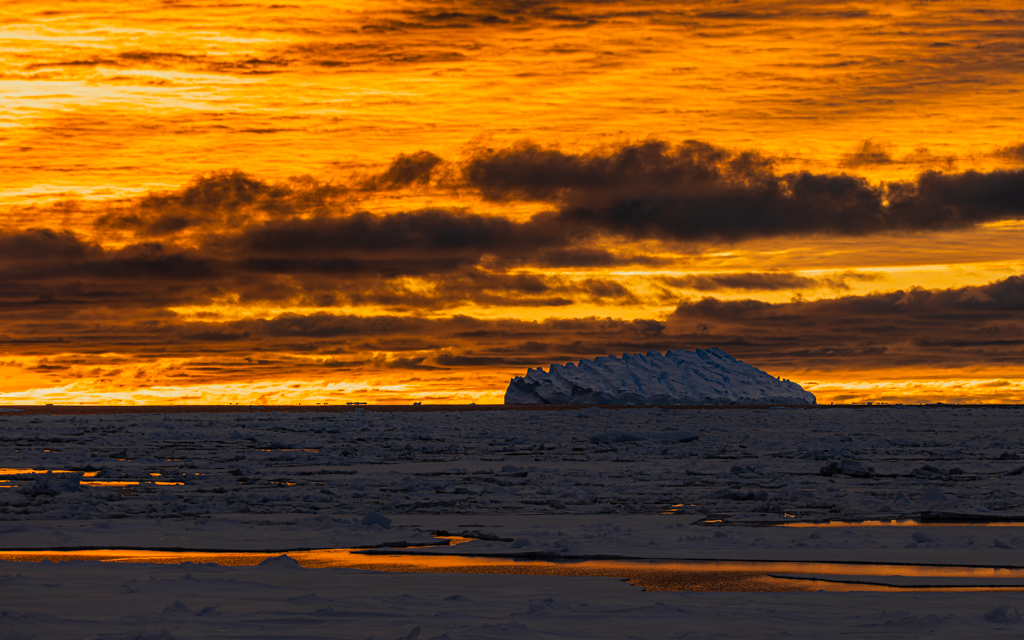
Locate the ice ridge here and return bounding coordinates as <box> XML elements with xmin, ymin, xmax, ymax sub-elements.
<box><xmin>504</xmin><ymin>347</ymin><xmax>816</xmax><ymax>405</ymax></box>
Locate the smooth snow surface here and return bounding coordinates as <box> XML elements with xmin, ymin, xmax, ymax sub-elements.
<box><xmin>5</xmin><ymin>560</ymin><xmax>1024</xmax><ymax>639</ymax></box>
<box><xmin>504</xmin><ymin>348</ymin><xmax>816</xmax><ymax>405</ymax></box>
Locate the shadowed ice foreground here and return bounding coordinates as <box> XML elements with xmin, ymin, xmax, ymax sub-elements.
<box><xmin>4</xmin><ymin>407</ymin><xmax>1024</xmax><ymax>638</ymax></box>
<box><xmin>505</xmin><ymin>348</ymin><xmax>816</xmax><ymax>405</ymax></box>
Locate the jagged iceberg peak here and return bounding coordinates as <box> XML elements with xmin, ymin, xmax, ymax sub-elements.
<box><xmin>504</xmin><ymin>347</ymin><xmax>816</xmax><ymax>405</ymax></box>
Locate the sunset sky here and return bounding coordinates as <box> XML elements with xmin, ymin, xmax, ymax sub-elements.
<box><xmin>2</xmin><ymin>0</ymin><xmax>1024</xmax><ymax>405</ymax></box>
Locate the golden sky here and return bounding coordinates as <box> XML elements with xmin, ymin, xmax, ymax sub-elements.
<box><xmin>2</xmin><ymin>0</ymin><xmax>1024</xmax><ymax>405</ymax></box>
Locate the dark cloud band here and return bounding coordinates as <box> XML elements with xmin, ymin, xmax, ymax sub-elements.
<box><xmin>669</xmin><ymin>275</ymin><xmax>1024</xmax><ymax>371</ymax></box>
<box><xmin>6</xmin><ymin>275</ymin><xmax>1023</xmax><ymax>387</ymax></box>
<box><xmin>465</xmin><ymin>140</ymin><xmax>1024</xmax><ymax>241</ymax></box>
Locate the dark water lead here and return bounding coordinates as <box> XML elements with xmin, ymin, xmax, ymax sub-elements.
<box><xmin>2</xmin><ymin>548</ymin><xmax>1024</xmax><ymax>593</ymax></box>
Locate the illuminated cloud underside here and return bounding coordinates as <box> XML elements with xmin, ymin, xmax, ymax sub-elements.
<box><xmin>1</xmin><ymin>1</ymin><xmax>1023</xmax><ymax>404</ymax></box>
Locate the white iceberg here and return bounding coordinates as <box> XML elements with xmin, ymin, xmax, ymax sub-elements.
<box><xmin>504</xmin><ymin>347</ymin><xmax>815</xmax><ymax>405</ymax></box>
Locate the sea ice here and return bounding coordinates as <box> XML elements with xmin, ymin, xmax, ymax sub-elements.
<box><xmin>0</xmin><ymin>405</ymin><xmax>1022</xmax><ymax>638</ymax></box>
<box><xmin>0</xmin><ymin>559</ymin><xmax>1022</xmax><ymax>639</ymax></box>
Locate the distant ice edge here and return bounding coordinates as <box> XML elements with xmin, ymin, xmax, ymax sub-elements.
<box><xmin>504</xmin><ymin>347</ymin><xmax>816</xmax><ymax>405</ymax></box>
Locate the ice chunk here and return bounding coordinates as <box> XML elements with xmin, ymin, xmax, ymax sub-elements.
<box><xmin>911</xmin><ymin>531</ymin><xmax>939</xmax><ymax>544</ymax></box>
<box><xmin>19</xmin><ymin>471</ymin><xmax>82</xmax><ymax>497</ymax></box>
<box><xmin>919</xmin><ymin>487</ymin><xmax>948</xmax><ymax>503</ymax></box>
<box><xmin>161</xmin><ymin>601</ymin><xmax>192</xmax><ymax>615</ymax></box>
<box><xmin>257</xmin><ymin>554</ymin><xmax>302</xmax><ymax>569</ymax></box>
<box><xmin>819</xmin><ymin>459</ymin><xmax>875</xmax><ymax>478</ymax></box>
<box><xmin>361</xmin><ymin>511</ymin><xmax>392</xmax><ymax>528</ymax></box>
<box><xmin>505</xmin><ymin>348</ymin><xmax>815</xmax><ymax>405</ymax></box>
<box><xmin>985</xmin><ymin>606</ymin><xmax>1024</xmax><ymax>624</ymax></box>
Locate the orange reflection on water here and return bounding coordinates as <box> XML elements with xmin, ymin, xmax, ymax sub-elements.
<box><xmin>2</xmin><ymin>549</ymin><xmax>1024</xmax><ymax>593</ymax></box>
<box><xmin>0</xmin><ymin>469</ymin><xmax>75</xmax><ymax>475</ymax></box>
<box><xmin>434</xmin><ymin>536</ymin><xmax>476</xmax><ymax>546</ymax></box>
<box><xmin>80</xmin><ymin>480</ymin><xmax>139</xmax><ymax>487</ymax></box>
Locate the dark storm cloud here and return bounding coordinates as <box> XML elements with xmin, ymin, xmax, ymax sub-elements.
<box><xmin>0</xmin><ymin>230</ymin><xmax>225</xmax><ymax>311</ymax></box>
<box><xmin>465</xmin><ymin>140</ymin><xmax>752</xmax><ymax>201</ymax></box>
<box><xmin>231</xmin><ymin>209</ymin><xmax>564</xmax><ymax>266</ymax></box>
<box><xmin>0</xmin><ymin>228</ymin><xmax>97</xmax><ymax>262</ymax></box>
<box><xmin>464</xmin><ymin>140</ymin><xmax>1024</xmax><ymax>241</ymax></box>
<box><xmin>668</xmin><ymin>275</ymin><xmax>1024</xmax><ymax>371</ymax></box>
<box><xmin>364</xmin><ymin>151</ymin><xmax>444</xmax><ymax>189</ymax></box>
<box><xmin>0</xmin><ymin>233</ymin><xmax>210</xmax><ymax>282</ymax></box>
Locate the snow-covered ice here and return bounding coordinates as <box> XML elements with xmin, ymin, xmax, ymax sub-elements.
<box><xmin>1</xmin><ymin>405</ymin><xmax>1023</xmax><ymax>638</ymax></box>
<box><xmin>5</xmin><ymin>559</ymin><xmax>1024</xmax><ymax>639</ymax></box>
<box><xmin>4</xmin><ymin>405</ymin><xmax>1021</xmax><ymax>531</ymax></box>
<box><xmin>504</xmin><ymin>348</ymin><xmax>816</xmax><ymax>404</ymax></box>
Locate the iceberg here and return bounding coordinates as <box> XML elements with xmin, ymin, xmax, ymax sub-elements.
<box><xmin>504</xmin><ymin>347</ymin><xmax>815</xmax><ymax>405</ymax></box>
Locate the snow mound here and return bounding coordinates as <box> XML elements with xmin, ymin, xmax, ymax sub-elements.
<box><xmin>257</xmin><ymin>554</ymin><xmax>303</xmax><ymax>569</ymax></box>
<box><xmin>504</xmin><ymin>348</ymin><xmax>815</xmax><ymax>405</ymax></box>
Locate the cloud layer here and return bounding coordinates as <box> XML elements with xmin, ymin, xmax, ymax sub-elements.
<box><xmin>2</xmin><ymin>140</ymin><xmax>1024</xmax><ymax>402</ymax></box>
<box><xmin>6</xmin><ymin>0</ymin><xmax>1024</xmax><ymax>402</ymax></box>
<box><xmin>5</xmin><ymin>140</ymin><xmax>1024</xmax><ymax>322</ymax></box>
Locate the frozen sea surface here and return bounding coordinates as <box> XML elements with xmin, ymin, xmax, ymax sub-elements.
<box><xmin>2</xmin><ymin>406</ymin><xmax>1024</xmax><ymax>638</ymax></box>
<box><xmin>2</xmin><ymin>406</ymin><xmax>1023</xmax><ymax>529</ymax></box>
